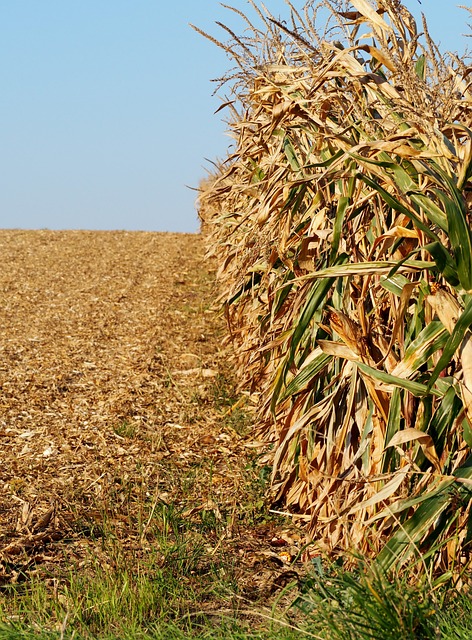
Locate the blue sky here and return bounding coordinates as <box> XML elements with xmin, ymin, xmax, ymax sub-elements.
<box><xmin>0</xmin><ymin>1</ymin><xmax>469</xmax><ymax>233</ymax></box>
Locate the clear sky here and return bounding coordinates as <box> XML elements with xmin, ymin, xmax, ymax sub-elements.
<box><xmin>0</xmin><ymin>1</ymin><xmax>469</xmax><ymax>233</ymax></box>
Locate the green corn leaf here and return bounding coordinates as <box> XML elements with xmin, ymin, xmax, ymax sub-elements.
<box><xmin>358</xmin><ymin>173</ymin><xmax>439</xmax><ymax>241</ymax></box>
<box><xmin>454</xmin><ymin>454</ymin><xmax>472</xmax><ymax>479</ymax></box>
<box><xmin>303</xmin><ymin>259</ymin><xmax>431</xmax><ymax>279</ymax></box>
<box><xmin>409</xmin><ymin>193</ymin><xmax>448</xmax><ymax>232</ymax></box>
<box><xmin>463</xmin><ymin>418</ymin><xmax>472</xmax><ymax>448</ymax></box>
<box><xmin>379</xmin><ymin>477</ymin><xmax>453</xmax><ymax>517</ymax></box>
<box><xmin>384</xmin><ymin>248</ymin><xmax>424</xmax><ymax>281</ymax></box>
<box><xmin>380</xmin><ymin>273</ymin><xmax>413</xmax><ymax>296</ymax></box>
<box><xmin>355</xmin><ymin>153</ymin><xmax>447</xmax><ymax>230</ymax></box>
<box><xmin>271</xmin><ymin>358</ymin><xmax>290</xmax><ymax>414</ymax></box>
<box><xmin>284</xmin><ymin>136</ymin><xmax>301</xmax><ymax>171</ymax></box>
<box><xmin>377</xmin><ymin>480</ymin><xmax>454</xmax><ymax>571</ymax></box>
<box><xmin>433</xmin><ymin>188</ymin><xmax>472</xmax><ymax>291</ymax></box>
<box><xmin>289</xmin><ymin>276</ymin><xmax>334</xmax><ymax>360</ymax></box>
<box><xmin>282</xmin><ymin>183</ymin><xmax>308</xmax><ymax>216</ymax></box>
<box><xmin>391</xmin><ymin>321</ymin><xmax>448</xmax><ymax>379</ymax></box>
<box><xmin>387</xmin><ymin>160</ymin><xmax>418</xmax><ymax>192</ymax></box>
<box><xmin>423</xmin><ymin>242</ymin><xmax>460</xmax><ymax>287</ymax></box>
<box><xmin>429</xmin><ymin>386</ymin><xmax>463</xmax><ymax>461</ymax></box>
<box><xmin>382</xmin><ymin>387</ymin><xmax>402</xmax><ymax>473</ymax></box>
<box><xmin>415</xmin><ymin>54</ymin><xmax>426</xmax><ymax>81</ymax></box>
<box><xmin>280</xmin><ymin>352</ymin><xmax>333</xmax><ymax>401</ymax></box>
<box><xmin>289</xmin><ymin>255</ymin><xmax>349</xmax><ymax>360</ymax></box>
<box><xmin>305</xmin><ymin>148</ymin><xmax>345</xmax><ymax>170</ymax></box>
<box><xmin>355</xmin><ymin>361</ymin><xmax>439</xmax><ymax>396</ymax></box>
<box><xmin>330</xmin><ymin>195</ymin><xmax>350</xmax><ymax>263</ymax></box>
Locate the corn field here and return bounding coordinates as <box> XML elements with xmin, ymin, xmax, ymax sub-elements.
<box><xmin>196</xmin><ymin>0</ymin><xmax>472</xmax><ymax>575</ymax></box>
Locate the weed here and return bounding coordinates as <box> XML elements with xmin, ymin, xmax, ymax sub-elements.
<box><xmin>113</xmin><ymin>420</ymin><xmax>137</xmax><ymax>439</ymax></box>
<box><xmin>294</xmin><ymin>558</ymin><xmax>441</xmax><ymax>640</ymax></box>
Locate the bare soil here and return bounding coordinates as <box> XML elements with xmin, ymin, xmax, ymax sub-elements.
<box><xmin>0</xmin><ymin>230</ymin><xmax>300</xmax><ymax>601</ymax></box>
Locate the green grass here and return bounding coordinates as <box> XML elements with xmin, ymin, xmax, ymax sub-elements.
<box><xmin>294</xmin><ymin>557</ymin><xmax>472</xmax><ymax>640</ymax></box>
<box><xmin>113</xmin><ymin>420</ymin><xmax>137</xmax><ymax>439</ymax></box>
<box><xmin>2</xmin><ymin>530</ymin><xmax>472</xmax><ymax>639</ymax></box>
<box><xmin>0</xmin><ymin>475</ymin><xmax>302</xmax><ymax>640</ymax></box>
<box><xmin>0</xmin><ymin>502</ymin><xmax>292</xmax><ymax>640</ymax></box>
<box><xmin>0</xmin><ymin>624</ymin><xmax>302</xmax><ymax>640</ymax></box>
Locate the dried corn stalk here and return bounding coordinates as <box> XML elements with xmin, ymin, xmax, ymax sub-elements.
<box><xmin>197</xmin><ymin>0</ymin><xmax>472</xmax><ymax>574</ymax></box>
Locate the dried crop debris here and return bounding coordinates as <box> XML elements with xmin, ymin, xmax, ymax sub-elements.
<box><xmin>0</xmin><ymin>229</ymin><xmax>298</xmax><ymax>594</ymax></box>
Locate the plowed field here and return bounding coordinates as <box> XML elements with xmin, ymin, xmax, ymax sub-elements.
<box><xmin>0</xmin><ymin>230</ymin><xmax>299</xmax><ymax>602</ymax></box>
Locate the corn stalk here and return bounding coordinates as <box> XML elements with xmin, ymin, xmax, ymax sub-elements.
<box><xmin>196</xmin><ymin>0</ymin><xmax>472</xmax><ymax>574</ymax></box>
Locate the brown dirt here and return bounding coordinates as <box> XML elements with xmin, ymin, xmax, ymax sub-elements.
<box><xmin>0</xmin><ymin>229</ymin><xmax>301</xmax><ymax>599</ymax></box>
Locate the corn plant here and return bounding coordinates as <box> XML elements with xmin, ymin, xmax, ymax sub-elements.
<box><xmin>196</xmin><ymin>0</ymin><xmax>472</xmax><ymax>574</ymax></box>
